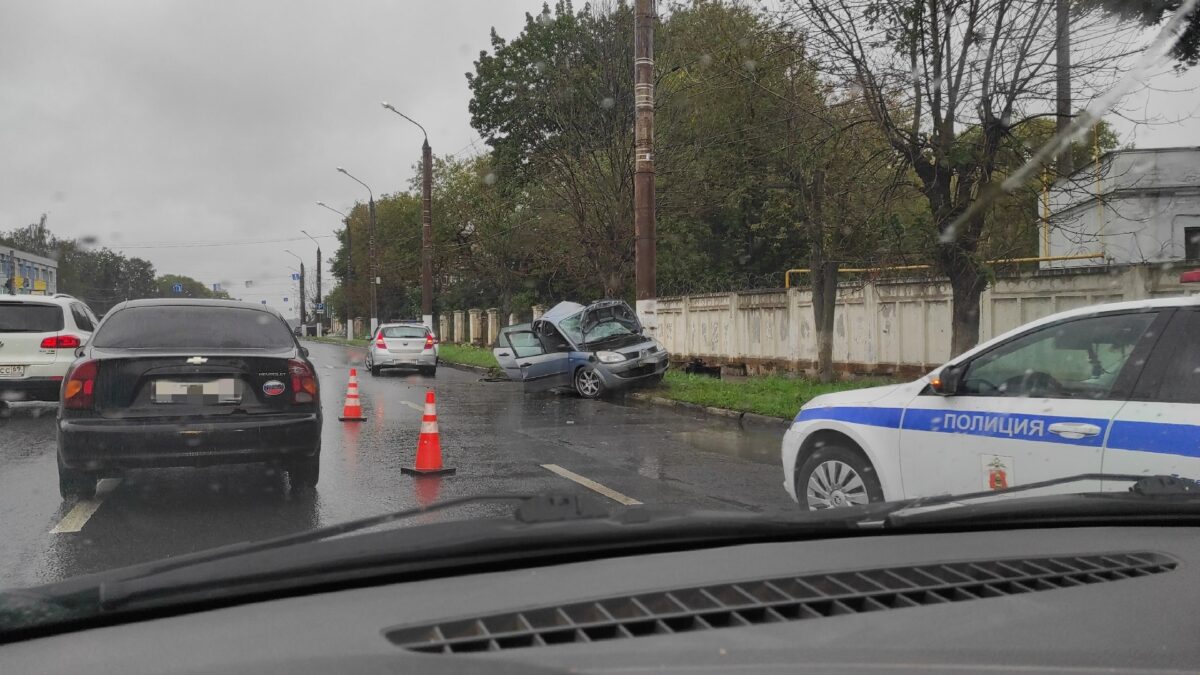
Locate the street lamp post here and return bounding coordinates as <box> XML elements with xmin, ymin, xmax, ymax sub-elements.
<box><xmin>336</xmin><ymin>167</ymin><xmax>378</xmax><ymax>336</ymax></box>
<box><xmin>381</xmin><ymin>102</ymin><xmax>433</xmax><ymax>330</ymax></box>
<box><xmin>316</xmin><ymin>201</ymin><xmax>353</xmax><ymax>340</ymax></box>
<box><xmin>284</xmin><ymin>249</ymin><xmax>305</xmax><ymax>329</ymax></box>
<box><xmin>300</xmin><ymin>229</ymin><xmax>323</xmax><ymax>338</ymax></box>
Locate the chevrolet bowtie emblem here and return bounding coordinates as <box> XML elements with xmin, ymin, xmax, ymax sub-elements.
<box><xmin>186</xmin><ymin>356</ymin><xmax>208</xmax><ymax>364</ymax></box>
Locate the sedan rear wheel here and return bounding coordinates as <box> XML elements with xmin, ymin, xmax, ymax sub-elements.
<box><xmin>796</xmin><ymin>445</ymin><xmax>882</xmax><ymax>510</ymax></box>
<box><xmin>370</xmin><ymin>365</ymin><xmax>381</xmax><ymax>377</ymax></box>
<box><xmin>574</xmin><ymin>367</ymin><xmax>605</xmax><ymax>399</ymax></box>
<box><xmin>58</xmin><ymin>455</ymin><xmax>97</xmax><ymax>500</ymax></box>
<box><xmin>288</xmin><ymin>456</ymin><xmax>320</xmax><ymax>491</ymax></box>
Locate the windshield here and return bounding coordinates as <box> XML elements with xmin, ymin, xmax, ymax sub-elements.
<box><xmin>0</xmin><ymin>303</ymin><xmax>62</xmax><ymax>333</ymax></box>
<box><xmin>3</xmin><ymin>0</ymin><xmax>1200</xmax><ymax>644</ymax></box>
<box><xmin>93</xmin><ymin>306</ymin><xmax>295</xmax><ymax>349</ymax></box>
<box><xmin>380</xmin><ymin>326</ymin><xmax>427</xmax><ymax>339</ymax></box>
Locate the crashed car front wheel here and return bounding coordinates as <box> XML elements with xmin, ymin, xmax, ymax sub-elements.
<box><xmin>574</xmin><ymin>367</ymin><xmax>605</xmax><ymax>399</ymax></box>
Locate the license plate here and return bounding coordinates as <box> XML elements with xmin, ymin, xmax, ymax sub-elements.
<box><xmin>152</xmin><ymin>379</ymin><xmax>240</xmax><ymax>404</ymax></box>
<box><xmin>0</xmin><ymin>365</ymin><xmax>25</xmax><ymax>378</ymax></box>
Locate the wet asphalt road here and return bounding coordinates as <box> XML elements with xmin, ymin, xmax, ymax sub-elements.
<box><xmin>0</xmin><ymin>341</ymin><xmax>793</xmax><ymax>590</ymax></box>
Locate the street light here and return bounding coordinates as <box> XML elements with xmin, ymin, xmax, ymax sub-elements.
<box><xmin>316</xmin><ymin>201</ymin><xmax>354</xmax><ymax>339</ymax></box>
<box><xmin>300</xmin><ymin>229</ymin><xmax>324</xmax><ymax>337</ymax></box>
<box><xmin>381</xmin><ymin>101</ymin><xmax>434</xmax><ymax>330</ymax></box>
<box><xmin>336</xmin><ymin>167</ymin><xmax>378</xmax><ymax>335</ymax></box>
<box><xmin>283</xmin><ymin>248</ymin><xmax>306</xmax><ymax>327</ymax></box>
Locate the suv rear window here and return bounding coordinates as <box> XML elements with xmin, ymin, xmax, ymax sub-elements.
<box><xmin>93</xmin><ymin>306</ymin><xmax>295</xmax><ymax>349</ymax></box>
<box><xmin>381</xmin><ymin>325</ymin><xmax>428</xmax><ymax>338</ymax></box>
<box><xmin>0</xmin><ymin>302</ymin><xmax>64</xmax><ymax>332</ymax></box>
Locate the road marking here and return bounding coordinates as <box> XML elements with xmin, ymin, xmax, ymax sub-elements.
<box><xmin>50</xmin><ymin>478</ymin><xmax>122</xmax><ymax>534</ymax></box>
<box><xmin>540</xmin><ymin>464</ymin><xmax>642</xmax><ymax>506</ymax></box>
<box><xmin>399</xmin><ymin>400</ymin><xmax>424</xmax><ymax>413</ymax></box>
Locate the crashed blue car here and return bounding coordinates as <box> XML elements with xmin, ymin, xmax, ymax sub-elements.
<box><xmin>492</xmin><ymin>300</ymin><xmax>669</xmax><ymax>398</ymax></box>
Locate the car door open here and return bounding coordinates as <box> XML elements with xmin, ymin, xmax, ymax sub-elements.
<box><xmin>492</xmin><ymin>326</ymin><xmax>526</xmax><ymax>381</ymax></box>
<box><xmin>494</xmin><ymin>329</ymin><xmax>571</xmax><ymax>391</ymax></box>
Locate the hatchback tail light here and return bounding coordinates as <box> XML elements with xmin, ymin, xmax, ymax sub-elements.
<box><xmin>375</xmin><ymin>332</ymin><xmax>387</xmax><ymax>349</ymax></box>
<box><xmin>63</xmin><ymin>360</ymin><xmax>99</xmax><ymax>409</ymax></box>
<box><xmin>41</xmin><ymin>335</ymin><xmax>82</xmax><ymax>349</ymax></box>
<box><xmin>288</xmin><ymin>359</ymin><xmax>318</xmax><ymax>404</ymax></box>
<box><xmin>424</xmin><ymin>334</ymin><xmax>436</xmax><ymax>350</ymax></box>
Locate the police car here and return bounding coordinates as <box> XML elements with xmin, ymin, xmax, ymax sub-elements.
<box><xmin>783</xmin><ymin>296</ymin><xmax>1200</xmax><ymax>509</ymax></box>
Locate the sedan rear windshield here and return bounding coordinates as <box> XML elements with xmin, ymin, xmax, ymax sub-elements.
<box><xmin>93</xmin><ymin>306</ymin><xmax>295</xmax><ymax>349</ymax></box>
<box><xmin>381</xmin><ymin>326</ymin><xmax>428</xmax><ymax>338</ymax></box>
<box><xmin>0</xmin><ymin>303</ymin><xmax>64</xmax><ymax>333</ymax></box>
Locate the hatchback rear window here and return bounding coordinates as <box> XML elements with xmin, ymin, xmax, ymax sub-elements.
<box><xmin>0</xmin><ymin>303</ymin><xmax>64</xmax><ymax>332</ymax></box>
<box><xmin>381</xmin><ymin>326</ymin><xmax>427</xmax><ymax>339</ymax></box>
<box><xmin>93</xmin><ymin>306</ymin><xmax>295</xmax><ymax>349</ymax></box>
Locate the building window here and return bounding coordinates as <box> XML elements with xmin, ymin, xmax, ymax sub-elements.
<box><xmin>1187</xmin><ymin>227</ymin><xmax>1200</xmax><ymax>260</ymax></box>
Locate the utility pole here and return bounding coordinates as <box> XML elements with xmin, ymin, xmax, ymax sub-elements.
<box><xmin>1055</xmin><ymin>0</ymin><xmax>1072</xmax><ymax>177</ymax></box>
<box><xmin>421</xmin><ymin>139</ymin><xmax>433</xmax><ymax>330</ymax></box>
<box><xmin>299</xmin><ymin>261</ymin><xmax>306</xmax><ymax>326</ymax></box>
<box><xmin>302</xmin><ymin>229</ymin><xmax>323</xmax><ymax>337</ymax></box>
<box><xmin>337</xmin><ymin>167</ymin><xmax>378</xmax><ymax>335</ymax></box>
<box><xmin>368</xmin><ymin>197</ymin><xmax>378</xmax><ymax>335</ymax></box>
<box><xmin>633</xmin><ymin>0</ymin><xmax>657</xmax><ymax>321</ymax></box>
<box><xmin>381</xmin><ymin>102</ymin><xmax>434</xmax><ymax>331</ymax></box>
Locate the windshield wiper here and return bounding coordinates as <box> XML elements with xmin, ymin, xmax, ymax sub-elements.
<box><xmin>870</xmin><ymin>473</ymin><xmax>1200</xmax><ymax>527</ymax></box>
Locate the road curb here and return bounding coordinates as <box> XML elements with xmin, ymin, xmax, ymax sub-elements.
<box><xmin>627</xmin><ymin>392</ymin><xmax>791</xmax><ymax>432</ymax></box>
<box><xmin>442</xmin><ymin>361</ymin><xmax>493</xmax><ymax>375</ymax></box>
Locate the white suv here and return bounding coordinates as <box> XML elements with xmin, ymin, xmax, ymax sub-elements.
<box><xmin>0</xmin><ymin>294</ymin><xmax>99</xmax><ymax>404</ymax></box>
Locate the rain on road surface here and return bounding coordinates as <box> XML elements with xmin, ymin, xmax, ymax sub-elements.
<box><xmin>0</xmin><ymin>341</ymin><xmax>792</xmax><ymax>590</ymax></box>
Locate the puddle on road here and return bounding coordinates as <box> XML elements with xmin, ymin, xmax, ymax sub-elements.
<box><xmin>670</xmin><ymin>427</ymin><xmax>780</xmax><ymax>465</ymax></box>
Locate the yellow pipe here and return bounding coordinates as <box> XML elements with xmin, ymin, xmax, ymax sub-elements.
<box><xmin>783</xmin><ymin>253</ymin><xmax>1106</xmax><ymax>288</ymax></box>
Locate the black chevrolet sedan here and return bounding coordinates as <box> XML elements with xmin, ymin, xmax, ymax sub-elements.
<box><xmin>56</xmin><ymin>299</ymin><xmax>321</xmax><ymax>499</ymax></box>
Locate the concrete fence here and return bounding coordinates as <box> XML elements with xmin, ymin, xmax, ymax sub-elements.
<box><xmin>645</xmin><ymin>263</ymin><xmax>1199</xmax><ymax>377</ymax></box>
<box><xmin>436</xmin><ymin>305</ymin><xmax>545</xmax><ymax>346</ymax></box>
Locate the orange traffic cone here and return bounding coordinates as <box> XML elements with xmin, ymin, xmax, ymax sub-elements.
<box><xmin>337</xmin><ymin>368</ymin><xmax>367</xmax><ymax>421</ymax></box>
<box><xmin>402</xmin><ymin>390</ymin><xmax>456</xmax><ymax>476</ymax></box>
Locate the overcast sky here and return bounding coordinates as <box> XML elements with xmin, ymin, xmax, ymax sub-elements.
<box><xmin>2</xmin><ymin>1</ymin><xmax>1198</xmax><ymax>317</ymax></box>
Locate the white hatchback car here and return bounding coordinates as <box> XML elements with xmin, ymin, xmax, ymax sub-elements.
<box><xmin>366</xmin><ymin>322</ymin><xmax>438</xmax><ymax>376</ymax></box>
<box><xmin>0</xmin><ymin>294</ymin><xmax>99</xmax><ymax>404</ymax></box>
<box><xmin>783</xmin><ymin>296</ymin><xmax>1200</xmax><ymax>509</ymax></box>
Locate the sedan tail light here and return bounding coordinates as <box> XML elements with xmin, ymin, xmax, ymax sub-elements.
<box><xmin>424</xmin><ymin>334</ymin><xmax>436</xmax><ymax>350</ymax></box>
<box><xmin>288</xmin><ymin>359</ymin><xmax>318</xmax><ymax>404</ymax></box>
<box><xmin>63</xmin><ymin>360</ymin><xmax>99</xmax><ymax>409</ymax></box>
<box><xmin>41</xmin><ymin>335</ymin><xmax>82</xmax><ymax>349</ymax></box>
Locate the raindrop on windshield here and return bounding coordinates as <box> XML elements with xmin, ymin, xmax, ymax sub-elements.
<box><xmin>600</xmin><ymin>97</ymin><xmax>615</xmax><ymax>109</ymax></box>
<box><xmin>483</xmin><ymin>172</ymin><xmax>498</xmax><ymax>185</ymax></box>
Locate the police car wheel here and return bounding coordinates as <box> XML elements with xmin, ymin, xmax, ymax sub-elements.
<box><xmin>796</xmin><ymin>445</ymin><xmax>882</xmax><ymax>510</ymax></box>
<box><xmin>370</xmin><ymin>366</ymin><xmax>381</xmax><ymax>377</ymax></box>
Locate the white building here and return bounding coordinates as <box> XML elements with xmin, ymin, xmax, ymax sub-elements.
<box><xmin>1043</xmin><ymin>146</ymin><xmax>1200</xmax><ymax>269</ymax></box>
<box><xmin>0</xmin><ymin>247</ymin><xmax>58</xmax><ymax>295</ymax></box>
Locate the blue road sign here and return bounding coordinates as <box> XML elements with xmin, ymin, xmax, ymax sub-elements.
<box><xmin>315</xmin><ymin>303</ymin><xmax>325</xmax><ymax>311</ymax></box>
<box><xmin>172</xmin><ymin>283</ymin><xmax>184</xmax><ymax>294</ymax></box>
<box><xmin>291</xmin><ymin>273</ymin><xmax>300</xmax><ymax>281</ymax></box>
<box><xmin>212</xmin><ymin>283</ymin><xmax>221</xmax><ymax>292</ymax></box>
<box><xmin>283</xmin><ymin>297</ymin><xmax>289</xmax><ymax>303</ymax></box>
<box><xmin>261</xmin><ymin>300</ymin><xmax>267</xmax><ymax>305</ymax></box>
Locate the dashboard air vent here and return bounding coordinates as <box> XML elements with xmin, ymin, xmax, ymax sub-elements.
<box><xmin>385</xmin><ymin>551</ymin><xmax>1176</xmax><ymax>654</ymax></box>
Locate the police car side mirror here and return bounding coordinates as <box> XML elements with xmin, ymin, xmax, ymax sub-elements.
<box><xmin>930</xmin><ymin>363</ymin><xmax>964</xmax><ymax>396</ymax></box>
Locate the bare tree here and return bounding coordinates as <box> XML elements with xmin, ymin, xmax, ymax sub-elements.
<box><xmin>792</xmin><ymin>0</ymin><xmax>1142</xmax><ymax>354</ymax></box>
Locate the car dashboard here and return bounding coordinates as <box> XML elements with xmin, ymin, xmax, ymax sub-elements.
<box><xmin>3</xmin><ymin>525</ymin><xmax>1198</xmax><ymax>674</ymax></box>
